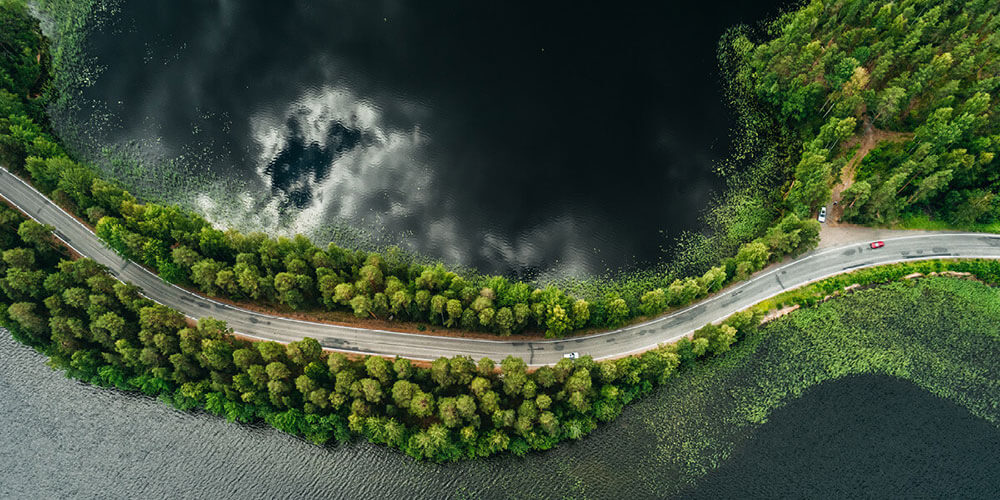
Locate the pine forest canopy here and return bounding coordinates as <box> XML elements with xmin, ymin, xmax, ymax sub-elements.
<box><xmin>735</xmin><ymin>0</ymin><xmax>1000</xmax><ymax>225</ymax></box>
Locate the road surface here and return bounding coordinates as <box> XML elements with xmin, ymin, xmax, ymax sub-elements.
<box><xmin>4</xmin><ymin>165</ymin><xmax>1000</xmax><ymax>365</ymax></box>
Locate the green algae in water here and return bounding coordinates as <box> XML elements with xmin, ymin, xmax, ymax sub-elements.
<box><xmin>628</xmin><ymin>277</ymin><xmax>1000</xmax><ymax>496</ymax></box>
<box><xmin>685</xmin><ymin>374</ymin><xmax>1000</xmax><ymax>498</ymax></box>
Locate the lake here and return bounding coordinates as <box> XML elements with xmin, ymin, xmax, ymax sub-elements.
<box><xmin>53</xmin><ymin>0</ymin><xmax>787</xmax><ymax>277</ymax></box>
<box><xmin>3</xmin><ymin>327</ymin><xmax>998</xmax><ymax>499</ymax></box>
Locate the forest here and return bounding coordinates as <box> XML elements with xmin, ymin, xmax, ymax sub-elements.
<box><xmin>732</xmin><ymin>0</ymin><xmax>1000</xmax><ymax>226</ymax></box>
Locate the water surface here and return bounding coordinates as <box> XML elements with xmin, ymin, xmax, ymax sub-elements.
<box><xmin>56</xmin><ymin>0</ymin><xmax>787</xmax><ymax>277</ymax></box>
<box><xmin>3</xmin><ymin>328</ymin><xmax>997</xmax><ymax>499</ymax></box>
<box><xmin>686</xmin><ymin>375</ymin><xmax>1000</xmax><ymax>498</ymax></box>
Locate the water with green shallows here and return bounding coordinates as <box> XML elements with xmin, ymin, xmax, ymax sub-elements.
<box><xmin>2</xmin><ymin>331</ymin><xmax>997</xmax><ymax>499</ymax></box>
<box><xmin>52</xmin><ymin>0</ymin><xmax>789</xmax><ymax>278</ymax></box>
<box><xmin>684</xmin><ymin>375</ymin><xmax>1000</xmax><ymax>499</ymax></box>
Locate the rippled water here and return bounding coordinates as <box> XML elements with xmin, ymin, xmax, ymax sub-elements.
<box><xmin>4</xmin><ymin>326</ymin><xmax>998</xmax><ymax>499</ymax></box>
<box><xmin>53</xmin><ymin>0</ymin><xmax>787</xmax><ymax>277</ymax></box>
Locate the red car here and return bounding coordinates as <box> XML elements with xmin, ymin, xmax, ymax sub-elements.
<box><xmin>870</xmin><ymin>241</ymin><xmax>885</xmax><ymax>249</ymax></box>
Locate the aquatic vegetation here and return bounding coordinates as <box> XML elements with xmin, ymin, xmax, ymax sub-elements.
<box><xmin>622</xmin><ymin>276</ymin><xmax>1000</xmax><ymax>495</ymax></box>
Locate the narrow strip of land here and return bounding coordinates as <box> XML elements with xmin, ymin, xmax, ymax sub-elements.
<box><xmin>4</xmin><ymin>165</ymin><xmax>1000</xmax><ymax>365</ymax></box>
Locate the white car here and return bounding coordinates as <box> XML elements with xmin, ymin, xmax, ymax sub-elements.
<box><xmin>818</xmin><ymin>206</ymin><xmax>827</xmax><ymax>223</ymax></box>
<box><xmin>563</xmin><ymin>352</ymin><xmax>580</xmax><ymax>360</ymax></box>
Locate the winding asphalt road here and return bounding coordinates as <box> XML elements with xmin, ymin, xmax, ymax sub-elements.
<box><xmin>4</xmin><ymin>165</ymin><xmax>1000</xmax><ymax>365</ymax></box>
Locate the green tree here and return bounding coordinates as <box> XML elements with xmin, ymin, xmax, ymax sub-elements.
<box><xmin>350</xmin><ymin>295</ymin><xmax>373</xmax><ymax>318</ymax></box>
<box><xmin>438</xmin><ymin>397</ymin><xmax>461</xmax><ymax>428</ymax></box>
<box><xmin>393</xmin><ymin>357</ymin><xmax>414</xmax><ymax>380</ymax></box>
<box><xmin>2</xmin><ymin>247</ymin><xmax>34</xmax><ymax>269</ymax></box>
<box><xmin>266</xmin><ymin>362</ymin><xmax>292</xmax><ymax>381</ymax></box>
<box><xmin>698</xmin><ymin>265</ymin><xmax>727</xmax><ymax>293</ymax></box>
<box><xmin>841</xmin><ymin>180</ymin><xmax>871</xmax><ymax>220</ymax></box>
<box><xmin>787</xmin><ymin>151</ymin><xmax>833</xmax><ymax>217</ymax></box>
<box><xmin>190</xmin><ymin>259</ymin><xmax>224</xmax><ymax>294</ymax></box>
<box><xmin>16</xmin><ymin>220</ymin><xmax>53</xmax><ymax>249</ymax></box>
<box><xmin>364</xmin><ymin>355</ymin><xmax>392</xmax><ymax>384</ymax></box>
<box><xmin>735</xmin><ymin>241</ymin><xmax>770</xmax><ymax>278</ymax></box>
<box><xmin>257</xmin><ymin>341</ymin><xmax>286</xmax><ymax>363</ymax></box>
<box><xmin>571</xmin><ymin>299</ymin><xmax>590</xmax><ymax>329</ymax></box>
<box><xmin>431</xmin><ymin>357</ymin><xmax>454</xmax><ymax>388</ymax></box>
<box><xmin>544</xmin><ymin>303</ymin><xmax>570</xmax><ymax>337</ymax></box>
<box><xmin>285</xmin><ymin>337</ymin><xmax>322</xmax><ymax>367</ymax></box>
<box><xmin>478</xmin><ymin>307</ymin><xmax>496</xmax><ymax>329</ymax></box>
<box><xmin>949</xmin><ymin>190</ymin><xmax>995</xmax><ymax>225</ymax></box>
<box><xmin>6</xmin><ymin>301</ymin><xmax>48</xmax><ymax>341</ymax></box>
<box><xmin>359</xmin><ymin>378</ymin><xmax>383</xmax><ymax>403</ymax></box>
<box><xmin>605</xmin><ymin>296</ymin><xmax>629</xmax><ymax>326</ymax></box>
<box><xmin>905</xmin><ymin>169</ymin><xmax>953</xmax><ymax>205</ymax></box>
<box><xmin>874</xmin><ymin>86</ymin><xmax>906</xmax><ymax>123</ymax></box>
<box><xmin>232</xmin><ymin>348</ymin><xmax>260</xmax><ymax>371</ymax></box>
<box><xmin>500</xmin><ymin>356</ymin><xmax>528</xmax><ymax>396</ymax></box>
<box><xmin>409</xmin><ymin>390</ymin><xmax>435</xmax><ymax>418</ymax></box>
<box><xmin>494</xmin><ymin>307</ymin><xmax>515</xmax><ymax>335</ymax></box>
<box><xmin>392</xmin><ymin>380</ymin><xmax>417</xmax><ymax>407</ymax></box>
<box><xmin>445</xmin><ymin>299</ymin><xmax>462</xmax><ymax>327</ymax></box>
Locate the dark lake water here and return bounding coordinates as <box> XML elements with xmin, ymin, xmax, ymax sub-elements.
<box><xmin>4</xmin><ymin>327</ymin><xmax>998</xmax><ymax>499</ymax></box>
<box><xmin>56</xmin><ymin>0</ymin><xmax>788</xmax><ymax>277</ymax></box>
<box><xmin>686</xmin><ymin>375</ymin><xmax>1000</xmax><ymax>499</ymax></box>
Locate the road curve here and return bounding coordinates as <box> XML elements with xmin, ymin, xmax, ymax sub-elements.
<box><xmin>4</xmin><ymin>165</ymin><xmax>1000</xmax><ymax>365</ymax></box>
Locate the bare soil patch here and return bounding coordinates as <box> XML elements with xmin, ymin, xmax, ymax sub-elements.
<box><xmin>828</xmin><ymin>116</ymin><xmax>913</xmax><ymax>225</ymax></box>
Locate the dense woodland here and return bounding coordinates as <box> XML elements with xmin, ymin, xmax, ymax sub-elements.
<box><xmin>734</xmin><ymin>0</ymin><xmax>1000</xmax><ymax>225</ymax></box>
<box><xmin>0</xmin><ymin>0</ymin><xmax>820</xmax><ymax>338</ymax></box>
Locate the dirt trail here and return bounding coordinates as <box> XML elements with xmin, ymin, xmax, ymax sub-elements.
<box><xmin>828</xmin><ymin>116</ymin><xmax>913</xmax><ymax>224</ymax></box>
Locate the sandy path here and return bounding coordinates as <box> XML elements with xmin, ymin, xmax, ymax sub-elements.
<box><xmin>828</xmin><ymin>116</ymin><xmax>913</xmax><ymax>224</ymax></box>
<box><xmin>816</xmin><ymin>117</ymin><xmax>927</xmax><ymax>247</ymax></box>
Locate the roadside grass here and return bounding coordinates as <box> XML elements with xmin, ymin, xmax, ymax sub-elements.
<box><xmin>895</xmin><ymin>213</ymin><xmax>1000</xmax><ymax>234</ymax></box>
